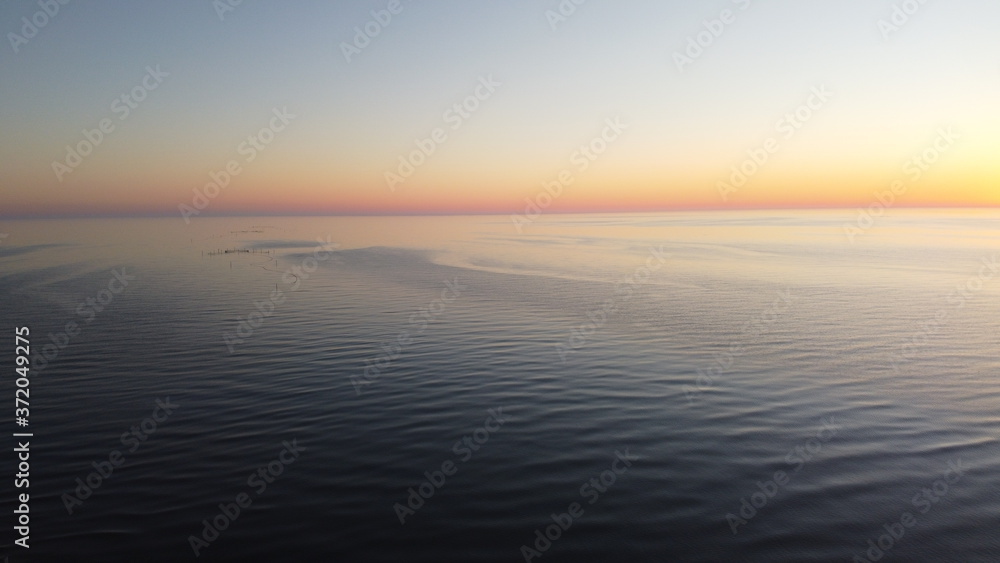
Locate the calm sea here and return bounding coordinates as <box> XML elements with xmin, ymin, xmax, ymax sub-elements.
<box><xmin>1</xmin><ymin>211</ymin><xmax>998</xmax><ymax>562</ymax></box>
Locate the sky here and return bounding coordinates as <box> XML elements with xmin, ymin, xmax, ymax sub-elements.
<box><xmin>1</xmin><ymin>0</ymin><xmax>999</xmax><ymax>218</ymax></box>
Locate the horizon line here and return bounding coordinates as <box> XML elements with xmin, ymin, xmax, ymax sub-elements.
<box><xmin>2</xmin><ymin>204</ymin><xmax>1000</xmax><ymax>221</ymax></box>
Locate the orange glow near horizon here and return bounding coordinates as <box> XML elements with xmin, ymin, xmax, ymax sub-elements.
<box><xmin>6</xmin><ymin>134</ymin><xmax>998</xmax><ymax>216</ymax></box>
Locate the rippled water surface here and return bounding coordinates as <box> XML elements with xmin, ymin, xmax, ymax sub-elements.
<box><xmin>1</xmin><ymin>211</ymin><xmax>999</xmax><ymax>562</ymax></box>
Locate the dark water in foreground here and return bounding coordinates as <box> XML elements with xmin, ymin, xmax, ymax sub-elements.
<box><xmin>1</xmin><ymin>212</ymin><xmax>999</xmax><ymax>562</ymax></box>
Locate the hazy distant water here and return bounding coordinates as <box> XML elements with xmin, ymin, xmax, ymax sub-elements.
<box><xmin>1</xmin><ymin>211</ymin><xmax>999</xmax><ymax>562</ymax></box>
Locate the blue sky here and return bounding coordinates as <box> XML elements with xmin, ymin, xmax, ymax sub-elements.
<box><xmin>2</xmin><ymin>0</ymin><xmax>998</xmax><ymax>216</ymax></box>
